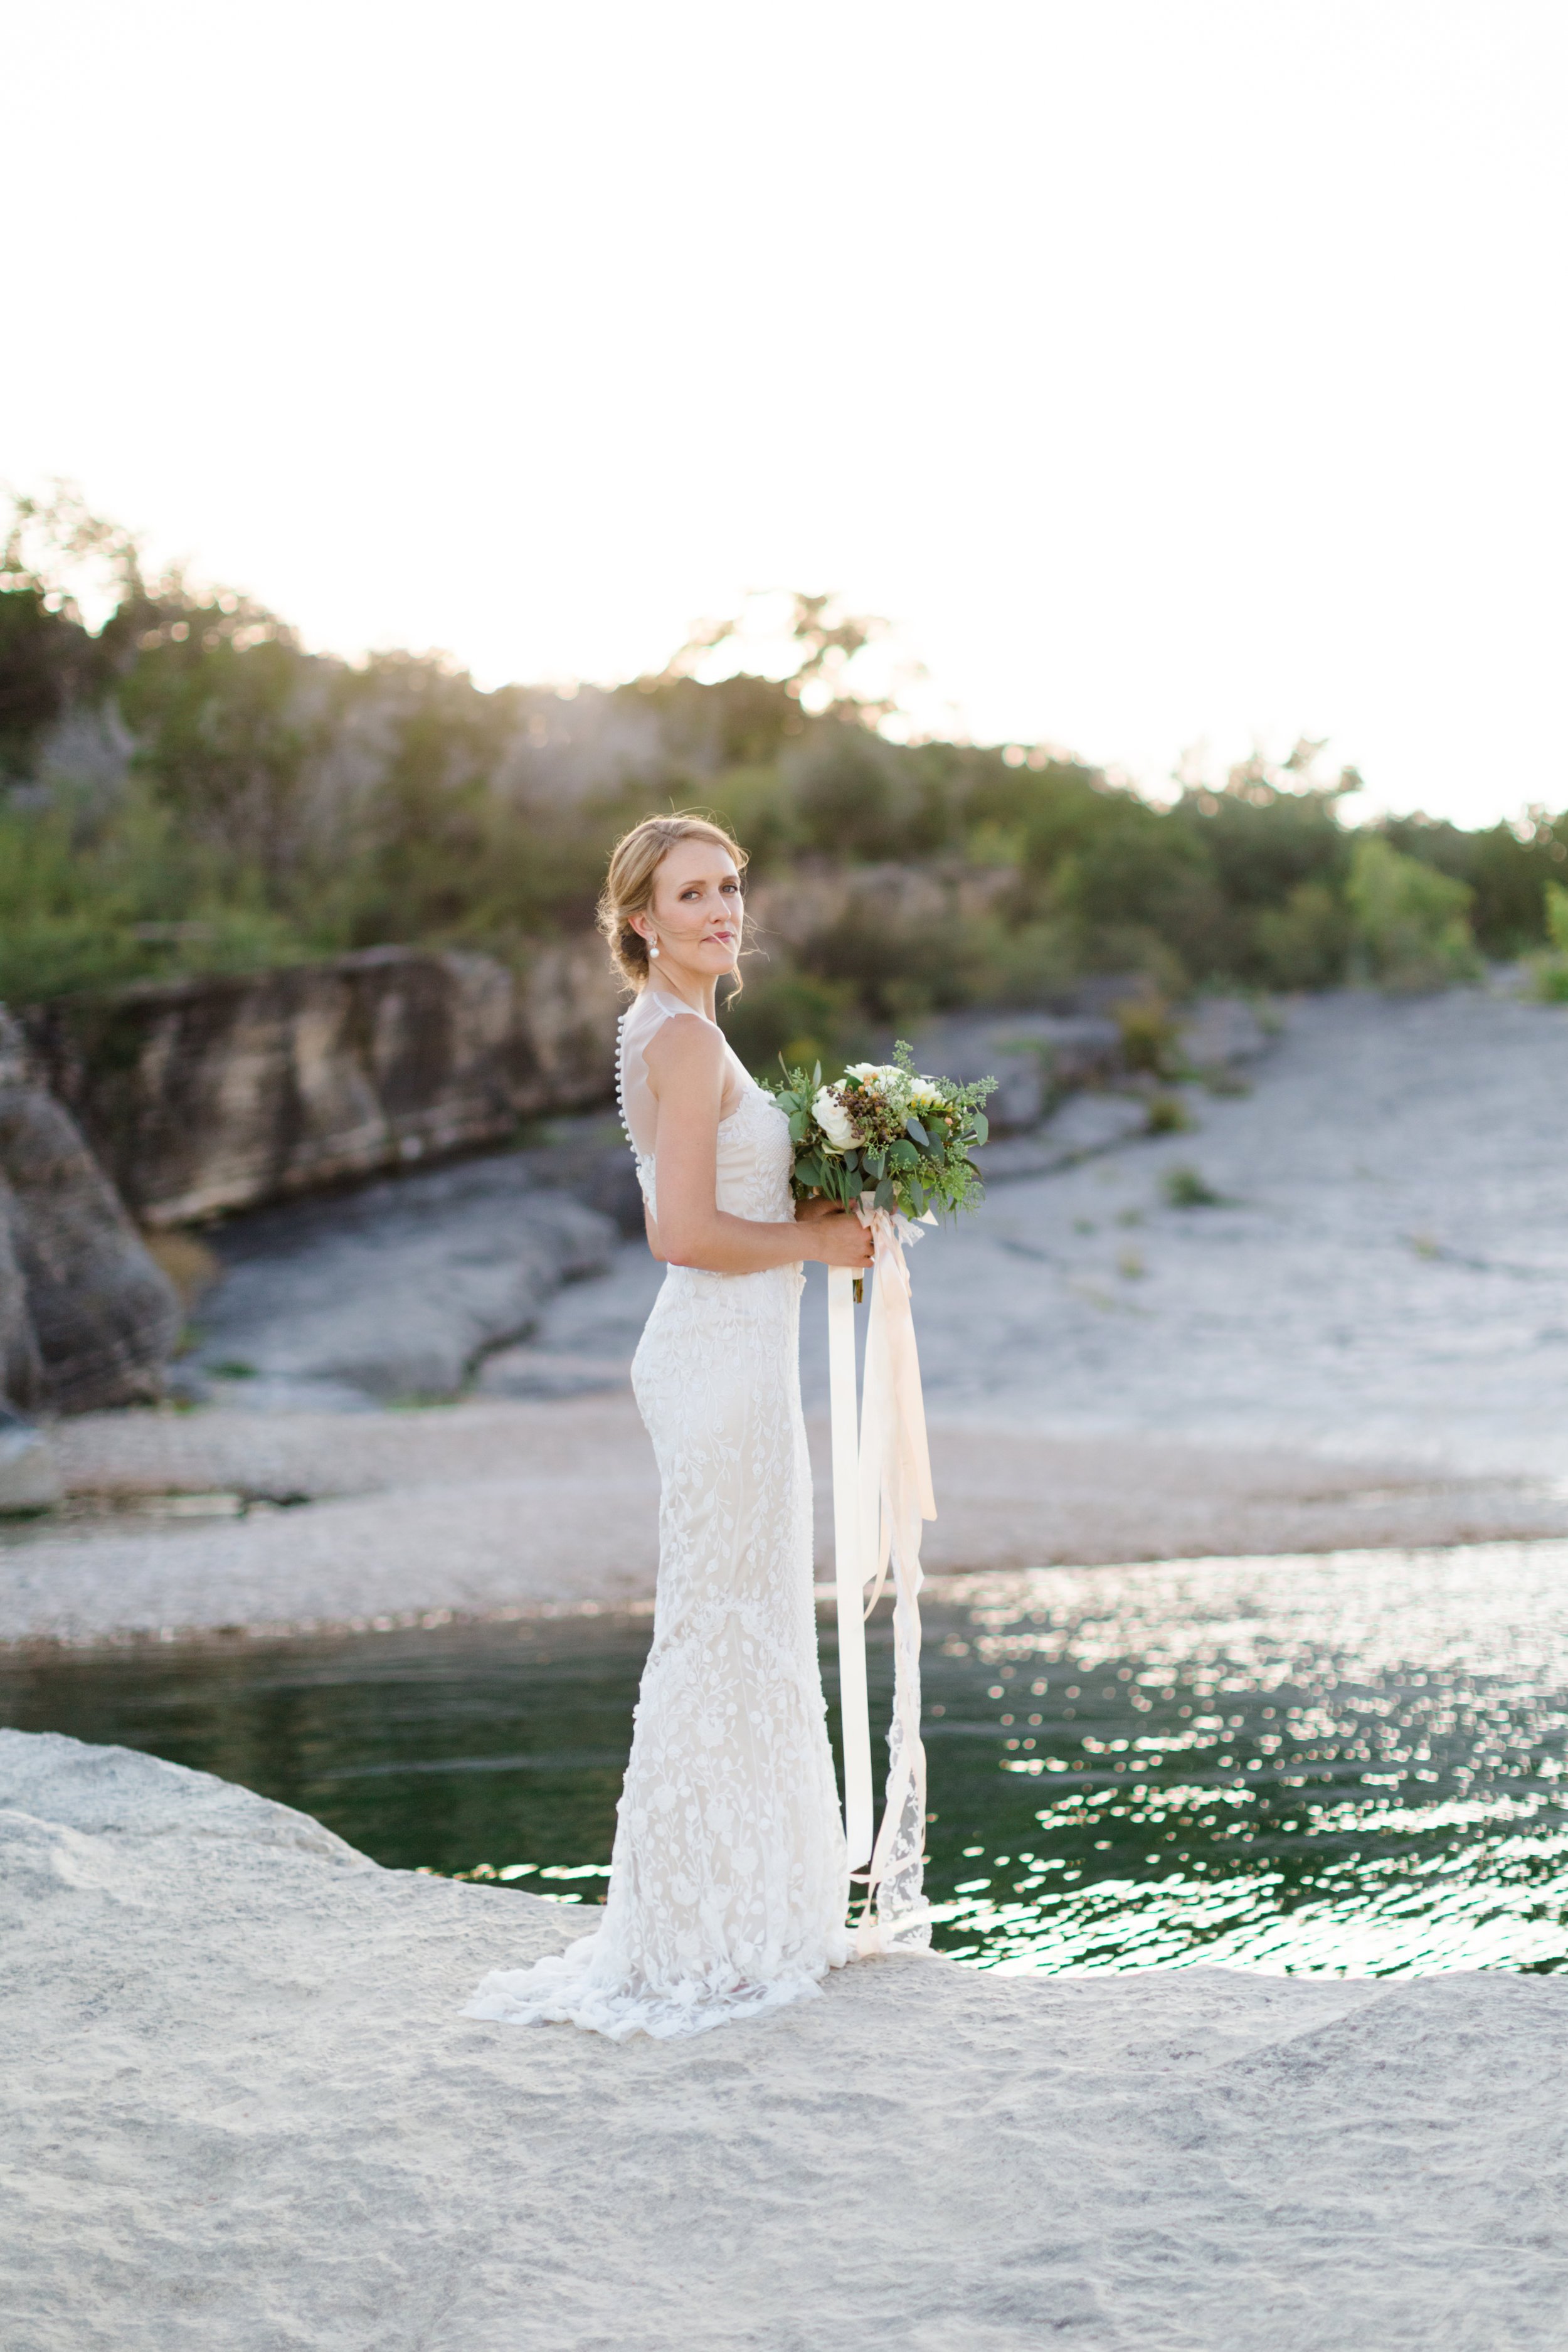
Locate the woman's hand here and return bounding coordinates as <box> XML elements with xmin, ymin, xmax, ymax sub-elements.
<box><xmin>800</xmin><ymin>1207</ymin><xmax>874</xmax><ymax>1268</ymax></box>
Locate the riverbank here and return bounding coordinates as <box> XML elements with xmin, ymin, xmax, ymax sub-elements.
<box><xmin>3</xmin><ymin>1728</ymin><xmax>1565</xmax><ymax>2351</ymax></box>
<box><xmin>4</xmin><ymin>987</ymin><xmax>1567</xmax><ymax>1648</ymax></box>
<box><xmin>4</xmin><ymin>1397</ymin><xmax>1567</xmax><ymax>1647</ymax></box>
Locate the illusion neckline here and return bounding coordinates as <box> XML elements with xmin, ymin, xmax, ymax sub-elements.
<box><xmin>637</xmin><ymin>985</ymin><xmax>721</xmax><ymax>1029</ymax></box>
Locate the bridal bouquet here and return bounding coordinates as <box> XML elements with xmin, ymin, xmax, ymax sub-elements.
<box><xmin>766</xmin><ymin>1041</ymin><xmax>995</xmax><ymax>1223</ymax></box>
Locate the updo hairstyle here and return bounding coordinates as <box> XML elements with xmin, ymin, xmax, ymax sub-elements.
<box><xmin>597</xmin><ymin>812</ymin><xmax>749</xmax><ymax>993</ymax></box>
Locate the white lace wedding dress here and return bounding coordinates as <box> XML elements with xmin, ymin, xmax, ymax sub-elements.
<box><xmin>465</xmin><ymin>987</ymin><xmax>851</xmax><ymax>2039</ymax></box>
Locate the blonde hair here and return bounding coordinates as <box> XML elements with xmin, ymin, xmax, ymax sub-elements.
<box><xmin>598</xmin><ymin>812</ymin><xmax>749</xmax><ymax>993</ymax></box>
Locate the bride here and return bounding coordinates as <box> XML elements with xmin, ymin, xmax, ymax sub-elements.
<box><xmin>466</xmin><ymin>813</ymin><xmax>874</xmax><ymax>2040</ymax></box>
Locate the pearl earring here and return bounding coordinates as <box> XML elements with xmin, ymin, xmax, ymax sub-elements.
<box><xmin>647</xmin><ymin>936</ymin><xmax>660</xmax><ymax>960</ymax></box>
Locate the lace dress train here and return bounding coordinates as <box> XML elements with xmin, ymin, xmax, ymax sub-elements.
<box><xmin>465</xmin><ymin>992</ymin><xmax>850</xmax><ymax>2039</ymax></box>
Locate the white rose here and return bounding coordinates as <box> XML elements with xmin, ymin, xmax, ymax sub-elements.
<box><xmin>812</xmin><ymin>1087</ymin><xmax>857</xmax><ymax>1153</ymax></box>
<box><xmin>844</xmin><ymin>1060</ymin><xmax>901</xmax><ymax>1092</ymax></box>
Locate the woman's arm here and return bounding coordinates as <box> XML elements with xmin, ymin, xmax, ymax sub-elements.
<box><xmin>644</xmin><ymin>1016</ymin><xmax>871</xmax><ymax>1276</ymax></box>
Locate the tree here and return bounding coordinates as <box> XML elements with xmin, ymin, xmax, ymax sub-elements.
<box><xmin>662</xmin><ymin>590</ymin><xmax>923</xmax><ymax>733</ymax></box>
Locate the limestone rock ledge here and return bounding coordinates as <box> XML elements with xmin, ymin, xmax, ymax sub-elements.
<box><xmin>18</xmin><ymin>938</ymin><xmax>622</xmax><ymax>1227</ymax></box>
<box><xmin>185</xmin><ymin>1158</ymin><xmax>620</xmax><ymax>1407</ymax></box>
<box><xmin>3</xmin><ymin>1727</ymin><xmax>1566</xmax><ymax>2352</ymax></box>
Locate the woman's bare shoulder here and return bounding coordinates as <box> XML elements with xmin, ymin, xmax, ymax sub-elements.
<box><xmin>642</xmin><ymin>1007</ymin><xmax>726</xmax><ymax>1090</ymax></box>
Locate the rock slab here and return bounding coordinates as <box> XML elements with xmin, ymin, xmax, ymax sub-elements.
<box><xmin>19</xmin><ymin>939</ymin><xmax>622</xmax><ymax>1226</ymax></box>
<box><xmin>3</xmin><ymin>1729</ymin><xmax>1566</xmax><ymax>2351</ymax></box>
<box><xmin>186</xmin><ymin>1152</ymin><xmax>620</xmax><ymax>1407</ymax></box>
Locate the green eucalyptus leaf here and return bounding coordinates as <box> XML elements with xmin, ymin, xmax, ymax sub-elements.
<box><xmin>890</xmin><ymin>1138</ymin><xmax>918</xmax><ymax>1168</ymax></box>
<box><xmin>904</xmin><ymin>1114</ymin><xmax>930</xmax><ymax>1147</ymax></box>
<box><xmin>874</xmin><ymin>1177</ymin><xmax>894</xmax><ymax>1212</ymax></box>
<box><xmin>971</xmin><ymin>1112</ymin><xmax>989</xmax><ymax>1145</ymax></box>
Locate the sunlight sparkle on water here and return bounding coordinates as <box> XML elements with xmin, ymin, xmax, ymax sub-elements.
<box><xmin>923</xmin><ymin>1544</ymin><xmax>1568</xmax><ymax>1977</ymax></box>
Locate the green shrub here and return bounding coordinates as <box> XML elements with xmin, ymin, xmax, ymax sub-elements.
<box><xmin>719</xmin><ymin>966</ymin><xmax>861</xmax><ymax>1076</ymax></box>
<box><xmin>1529</xmin><ymin>881</ymin><xmax>1568</xmax><ymax>1002</ymax></box>
<box><xmin>1252</xmin><ymin>880</ymin><xmax>1351</xmax><ymax>990</ymax></box>
<box><xmin>1380</xmin><ymin>808</ymin><xmax>1568</xmax><ymax>956</ymax></box>
<box><xmin>1113</xmin><ymin>994</ymin><xmax>1182</xmax><ymax>1076</ymax></box>
<box><xmin>1163</xmin><ymin>1163</ymin><xmax>1226</xmax><ymax>1207</ymax></box>
<box><xmin>946</xmin><ymin>916</ymin><xmax>1078</xmax><ymax>1007</ymax></box>
<box><xmin>0</xmin><ymin>787</ymin><xmax>311</xmax><ymax>1001</ymax></box>
<box><xmin>1345</xmin><ymin>835</ymin><xmax>1481</xmax><ymax>992</ymax></box>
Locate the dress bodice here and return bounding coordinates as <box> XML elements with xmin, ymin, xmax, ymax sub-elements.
<box><xmin>617</xmin><ymin>990</ymin><xmax>793</xmax><ymax>1229</ymax></box>
<box><xmin>707</xmin><ymin>1086</ymin><xmax>795</xmax><ymax>1224</ymax></box>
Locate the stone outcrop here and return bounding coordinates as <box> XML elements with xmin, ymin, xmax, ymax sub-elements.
<box><xmin>745</xmin><ymin>860</ymin><xmax>1017</xmax><ymax>954</ymax></box>
<box><xmin>19</xmin><ymin>940</ymin><xmax>622</xmax><ymax>1228</ymax></box>
<box><xmin>0</xmin><ymin>1014</ymin><xmax>181</xmax><ymax>1417</ymax></box>
<box><xmin>1</xmin><ymin>943</ymin><xmax>628</xmax><ymax>1421</ymax></box>
<box><xmin>0</xmin><ymin>1186</ymin><xmax>44</xmax><ymax>1413</ymax></box>
<box><xmin>899</xmin><ymin>1007</ymin><xmax>1126</xmax><ymax>1131</ymax></box>
<box><xmin>183</xmin><ymin>1152</ymin><xmax>620</xmax><ymax>1408</ymax></box>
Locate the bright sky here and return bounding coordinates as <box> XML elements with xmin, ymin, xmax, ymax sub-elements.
<box><xmin>7</xmin><ymin>3</ymin><xmax>1565</xmax><ymax>825</ymax></box>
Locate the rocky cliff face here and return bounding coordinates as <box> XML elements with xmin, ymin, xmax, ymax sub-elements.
<box><xmin>0</xmin><ymin>1015</ymin><xmax>181</xmax><ymax>1417</ymax></box>
<box><xmin>0</xmin><ymin>1189</ymin><xmax>44</xmax><ymax>1412</ymax></box>
<box><xmin>19</xmin><ymin>941</ymin><xmax>621</xmax><ymax>1227</ymax></box>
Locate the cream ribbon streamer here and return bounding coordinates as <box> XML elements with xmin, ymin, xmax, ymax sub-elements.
<box><xmin>827</xmin><ymin>1204</ymin><xmax>937</xmax><ymax>1955</ymax></box>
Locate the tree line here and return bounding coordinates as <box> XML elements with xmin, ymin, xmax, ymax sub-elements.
<box><xmin>3</xmin><ymin>488</ymin><xmax>1565</xmax><ymax>1071</ymax></box>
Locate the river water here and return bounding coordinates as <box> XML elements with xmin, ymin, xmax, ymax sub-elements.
<box><xmin>6</xmin><ymin>1537</ymin><xmax>1567</xmax><ymax>1976</ymax></box>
